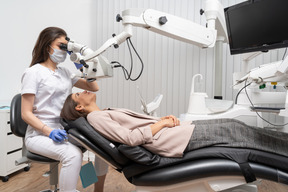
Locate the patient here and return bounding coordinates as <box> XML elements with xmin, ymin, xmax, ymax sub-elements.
<box><xmin>61</xmin><ymin>91</ymin><xmax>288</xmax><ymax>158</ymax></box>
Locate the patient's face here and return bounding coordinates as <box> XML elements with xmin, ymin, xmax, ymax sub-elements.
<box><xmin>72</xmin><ymin>91</ymin><xmax>96</xmax><ymax>107</ymax></box>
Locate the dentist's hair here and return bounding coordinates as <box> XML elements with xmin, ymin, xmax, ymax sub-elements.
<box><xmin>60</xmin><ymin>94</ymin><xmax>87</xmax><ymax>121</ymax></box>
<box><xmin>30</xmin><ymin>27</ymin><xmax>67</xmax><ymax>67</ymax></box>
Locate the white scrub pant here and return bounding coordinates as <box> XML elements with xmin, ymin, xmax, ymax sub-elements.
<box><xmin>25</xmin><ymin>134</ymin><xmax>83</xmax><ymax>192</ymax></box>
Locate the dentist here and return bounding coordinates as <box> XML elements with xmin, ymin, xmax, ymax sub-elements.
<box><xmin>21</xmin><ymin>27</ymin><xmax>107</xmax><ymax>192</ymax></box>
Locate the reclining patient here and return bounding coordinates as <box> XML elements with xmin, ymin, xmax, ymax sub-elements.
<box><xmin>60</xmin><ymin>91</ymin><xmax>288</xmax><ymax>158</ymax></box>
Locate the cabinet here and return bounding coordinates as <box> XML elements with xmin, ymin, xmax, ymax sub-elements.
<box><xmin>0</xmin><ymin>109</ymin><xmax>28</xmax><ymax>182</ymax></box>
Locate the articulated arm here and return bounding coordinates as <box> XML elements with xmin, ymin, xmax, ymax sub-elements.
<box><xmin>83</xmin><ymin>0</ymin><xmax>227</xmax><ymax>62</ymax></box>
<box><xmin>68</xmin><ymin>0</ymin><xmax>227</xmax><ymax>79</ymax></box>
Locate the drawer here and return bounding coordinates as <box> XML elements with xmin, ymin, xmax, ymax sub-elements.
<box><xmin>6</xmin><ymin>150</ymin><xmax>23</xmax><ymax>173</ymax></box>
<box><xmin>6</xmin><ymin>134</ymin><xmax>23</xmax><ymax>153</ymax></box>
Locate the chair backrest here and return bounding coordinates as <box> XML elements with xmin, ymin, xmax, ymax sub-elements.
<box><xmin>62</xmin><ymin>117</ymin><xmax>131</xmax><ymax>166</ymax></box>
<box><xmin>10</xmin><ymin>93</ymin><xmax>28</xmax><ymax>137</ymax></box>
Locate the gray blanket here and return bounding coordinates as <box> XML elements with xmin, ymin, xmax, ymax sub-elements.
<box><xmin>185</xmin><ymin>118</ymin><xmax>288</xmax><ymax>157</ymax></box>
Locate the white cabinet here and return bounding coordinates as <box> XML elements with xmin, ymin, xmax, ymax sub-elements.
<box><xmin>0</xmin><ymin>109</ymin><xmax>28</xmax><ymax>182</ymax></box>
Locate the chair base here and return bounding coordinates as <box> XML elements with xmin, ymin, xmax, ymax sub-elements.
<box><xmin>40</xmin><ymin>189</ymin><xmax>58</xmax><ymax>192</ymax></box>
<box><xmin>39</xmin><ymin>187</ymin><xmax>80</xmax><ymax>192</ymax></box>
<box><xmin>135</xmin><ymin>176</ymin><xmax>259</xmax><ymax>192</ymax></box>
<box><xmin>39</xmin><ymin>184</ymin><xmax>58</xmax><ymax>192</ymax></box>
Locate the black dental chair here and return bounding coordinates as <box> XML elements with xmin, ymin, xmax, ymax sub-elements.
<box><xmin>61</xmin><ymin>116</ymin><xmax>288</xmax><ymax>192</ymax></box>
<box><xmin>10</xmin><ymin>94</ymin><xmax>59</xmax><ymax>192</ymax></box>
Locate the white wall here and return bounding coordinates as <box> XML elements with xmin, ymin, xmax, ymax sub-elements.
<box><xmin>1</xmin><ymin>0</ymin><xmax>287</xmax><ymax>131</ymax></box>
<box><xmin>0</xmin><ymin>0</ymin><xmax>97</xmax><ymax>105</ymax></box>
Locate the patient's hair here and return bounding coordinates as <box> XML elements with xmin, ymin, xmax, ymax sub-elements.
<box><xmin>60</xmin><ymin>94</ymin><xmax>87</xmax><ymax>121</ymax></box>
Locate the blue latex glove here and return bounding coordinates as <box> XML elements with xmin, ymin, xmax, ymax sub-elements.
<box><xmin>49</xmin><ymin>129</ymin><xmax>67</xmax><ymax>143</ymax></box>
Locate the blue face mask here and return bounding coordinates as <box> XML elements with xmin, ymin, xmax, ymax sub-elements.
<box><xmin>49</xmin><ymin>46</ymin><xmax>67</xmax><ymax>64</ymax></box>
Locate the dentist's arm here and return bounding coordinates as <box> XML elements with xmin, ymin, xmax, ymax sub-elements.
<box><xmin>21</xmin><ymin>94</ymin><xmax>52</xmax><ymax>136</ymax></box>
<box><xmin>74</xmin><ymin>78</ymin><xmax>99</xmax><ymax>92</ymax></box>
<box><xmin>21</xmin><ymin>94</ymin><xmax>67</xmax><ymax>142</ymax></box>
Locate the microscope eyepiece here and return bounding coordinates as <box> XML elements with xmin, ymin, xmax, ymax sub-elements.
<box><xmin>59</xmin><ymin>43</ymin><xmax>68</xmax><ymax>51</ymax></box>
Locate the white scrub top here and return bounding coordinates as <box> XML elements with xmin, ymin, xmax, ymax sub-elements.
<box><xmin>21</xmin><ymin>64</ymin><xmax>79</xmax><ymax>138</ymax></box>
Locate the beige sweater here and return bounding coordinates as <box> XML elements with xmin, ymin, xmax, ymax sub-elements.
<box><xmin>87</xmin><ymin>108</ymin><xmax>194</xmax><ymax>157</ymax></box>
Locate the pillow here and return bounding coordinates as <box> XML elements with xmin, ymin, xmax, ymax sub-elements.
<box><xmin>118</xmin><ymin>144</ymin><xmax>160</xmax><ymax>165</ymax></box>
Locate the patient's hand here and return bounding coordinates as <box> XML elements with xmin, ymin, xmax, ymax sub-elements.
<box><xmin>162</xmin><ymin>119</ymin><xmax>176</xmax><ymax>128</ymax></box>
<box><xmin>161</xmin><ymin>115</ymin><xmax>180</xmax><ymax>127</ymax></box>
<box><xmin>150</xmin><ymin>116</ymin><xmax>180</xmax><ymax>135</ymax></box>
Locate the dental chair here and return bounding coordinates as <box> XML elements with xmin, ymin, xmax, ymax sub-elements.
<box><xmin>10</xmin><ymin>94</ymin><xmax>59</xmax><ymax>192</ymax></box>
<box><xmin>61</xmin><ymin>117</ymin><xmax>288</xmax><ymax>192</ymax></box>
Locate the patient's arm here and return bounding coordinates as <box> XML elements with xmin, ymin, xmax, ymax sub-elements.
<box><xmin>87</xmin><ymin>111</ymin><xmax>178</xmax><ymax>146</ymax></box>
<box><xmin>150</xmin><ymin>118</ymin><xmax>177</xmax><ymax>135</ymax></box>
<box><xmin>88</xmin><ymin>112</ymin><xmax>153</xmax><ymax>146</ymax></box>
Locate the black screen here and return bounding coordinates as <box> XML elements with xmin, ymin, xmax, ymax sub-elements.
<box><xmin>225</xmin><ymin>0</ymin><xmax>288</xmax><ymax>55</ymax></box>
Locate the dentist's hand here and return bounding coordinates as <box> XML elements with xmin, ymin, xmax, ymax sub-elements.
<box><xmin>49</xmin><ymin>129</ymin><xmax>67</xmax><ymax>143</ymax></box>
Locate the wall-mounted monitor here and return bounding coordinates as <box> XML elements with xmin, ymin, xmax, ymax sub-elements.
<box><xmin>224</xmin><ymin>0</ymin><xmax>288</xmax><ymax>55</ymax></box>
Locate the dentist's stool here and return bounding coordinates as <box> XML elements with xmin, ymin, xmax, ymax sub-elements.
<box><xmin>10</xmin><ymin>94</ymin><xmax>59</xmax><ymax>192</ymax></box>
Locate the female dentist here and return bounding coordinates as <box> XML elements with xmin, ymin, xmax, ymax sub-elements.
<box><xmin>21</xmin><ymin>27</ymin><xmax>108</xmax><ymax>192</ymax></box>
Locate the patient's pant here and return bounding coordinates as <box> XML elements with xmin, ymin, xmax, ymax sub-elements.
<box><xmin>185</xmin><ymin>118</ymin><xmax>288</xmax><ymax>157</ymax></box>
<box><xmin>25</xmin><ymin>133</ymin><xmax>83</xmax><ymax>192</ymax></box>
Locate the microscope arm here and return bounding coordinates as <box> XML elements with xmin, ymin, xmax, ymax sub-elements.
<box><xmin>84</xmin><ymin>0</ymin><xmax>227</xmax><ymax>62</ymax></box>
<box><xmin>84</xmin><ymin>25</ymin><xmax>133</xmax><ymax>62</ymax></box>
<box><xmin>67</xmin><ymin>0</ymin><xmax>227</xmax><ymax>79</ymax></box>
